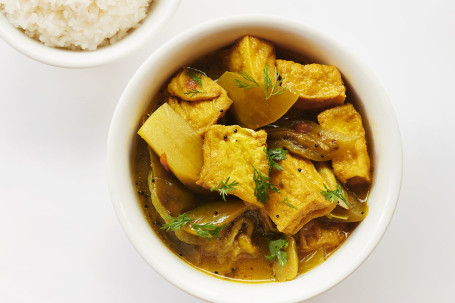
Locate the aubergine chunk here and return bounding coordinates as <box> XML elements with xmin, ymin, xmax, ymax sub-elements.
<box><xmin>147</xmin><ymin>148</ymin><xmax>197</xmax><ymax>219</ymax></box>
<box><xmin>227</xmin><ymin>35</ymin><xmax>276</xmax><ymax>83</ymax></box>
<box><xmin>265</xmin><ymin>153</ymin><xmax>337</xmax><ymax>236</ymax></box>
<box><xmin>146</xmin><ymin>148</ymin><xmax>204</xmax><ymax>246</ymax></box>
<box><xmin>168</xmin><ymin>69</ymin><xmax>223</xmax><ymax>101</ymax></box>
<box><xmin>202</xmin><ymin>217</ymin><xmax>258</xmax><ymax>265</ymax></box>
<box><xmin>196</xmin><ymin>125</ymin><xmax>269</xmax><ymax>208</ymax></box>
<box><xmin>317</xmin><ymin>103</ymin><xmax>371</xmax><ymax>185</ymax></box>
<box><xmin>276</xmin><ymin>59</ymin><xmax>346</xmax><ymax>110</ymax></box>
<box><xmin>296</xmin><ymin>220</ymin><xmax>347</xmax><ymax>253</ymax></box>
<box><xmin>273</xmin><ymin>237</ymin><xmax>299</xmax><ymax>282</ymax></box>
<box><xmin>182</xmin><ymin>200</ymin><xmax>248</xmax><ymax>237</ymax></box>
<box><xmin>266</xmin><ymin>121</ymin><xmax>358</xmax><ymax>161</ymax></box>
<box><xmin>315</xmin><ymin>162</ymin><xmax>349</xmax><ymax>209</ymax></box>
<box><xmin>167</xmin><ymin>91</ymin><xmax>233</xmax><ymax>137</ymax></box>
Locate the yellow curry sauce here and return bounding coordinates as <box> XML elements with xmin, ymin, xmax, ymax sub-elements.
<box><xmin>134</xmin><ymin>37</ymin><xmax>372</xmax><ymax>282</ymax></box>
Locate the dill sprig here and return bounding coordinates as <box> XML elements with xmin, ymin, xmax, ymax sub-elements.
<box><xmin>210</xmin><ymin>176</ymin><xmax>239</xmax><ymax>201</ymax></box>
<box><xmin>251</xmin><ymin>163</ymin><xmax>280</xmax><ymax>204</ymax></box>
<box><xmin>321</xmin><ymin>184</ymin><xmax>350</xmax><ymax>207</ymax></box>
<box><xmin>187</xmin><ymin>69</ymin><xmax>203</xmax><ymax>87</ymax></box>
<box><xmin>161</xmin><ymin>213</ymin><xmax>193</xmax><ymax>232</ymax></box>
<box><xmin>234</xmin><ymin>65</ymin><xmax>286</xmax><ymax>100</ymax></box>
<box><xmin>161</xmin><ymin>213</ymin><xmax>226</xmax><ymax>241</ymax></box>
<box><xmin>280</xmin><ymin>198</ymin><xmax>297</xmax><ymax>209</ymax></box>
<box><xmin>184</xmin><ymin>89</ymin><xmax>204</xmax><ymax>97</ymax></box>
<box><xmin>264</xmin><ymin>147</ymin><xmax>288</xmax><ymax>172</ymax></box>
<box><xmin>191</xmin><ymin>222</ymin><xmax>226</xmax><ymax>241</ymax></box>
<box><xmin>184</xmin><ymin>69</ymin><xmax>207</xmax><ymax>97</ymax></box>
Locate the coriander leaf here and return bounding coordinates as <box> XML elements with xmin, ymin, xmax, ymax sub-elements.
<box><xmin>190</xmin><ymin>223</ymin><xmax>226</xmax><ymax>241</ymax></box>
<box><xmin>280</xmin><ymin>198</ymin><xmax>297</xmax><ymax>209</ymax></box>
<box><xmin>265</xmin><ymin>239</ymin><xmax>289</xmax><ymax>267</ymax></box>
<box><xmin>264</xmin><ymin>147</ymin><xmax>288</xmax><ymax>172</ymax></box>
<box><xmin>161</xmin><ymin>213</ymin><xmax>193</xmax><ymax>232</ymax></box>
<box><xmin>234</xmin><ymin>64</ymin><xmax>286</xmax><ymax>100</ymax></box>
<box><xmin>210</xmin><ymin>176</ymin><xmax>239</xmax><ymax>201</ymax></box>
<box><xmin>251</xmin><ymin>163</ymin><xmax>280</xmax><ymax>204</ymax></box>
<box><xmin>275</xmin><ymin>250</ymin><xmax>287</xmax><ymax>267</ymax></box>
<box><xmin>321</xmin><ymin>184</ymin><xmax>350</xmax><ymax>207</ymax></box>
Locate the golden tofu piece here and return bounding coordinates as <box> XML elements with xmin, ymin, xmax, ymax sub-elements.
<box><xmin>227</xmin><ymin>35</ymin><xmax>276</xmax><ymax>83</ymax></box>
<box><xmin>168</xmin><ymin>69</ymin><xmax>223</xmax><ymax>101</ymax></box>
<box><xmin>168</xmin><ymin>91</ymin><xmax>233</xmax><ymax>136</ymax></box>
<box><xmin>265</xmin><ymin>154</ymin><xmax>337</xmax><ymax>235</ymax></box>
<box><xmin>276</xmin><ymin>59</ymin><xmax>346</xmax><ymax>110</ymax></box>
<box><xmin>317</xmin><ymin>103</ymin><xmax>371</xmax><ymax>185</ymax></box>
<box><xmin>297</xmin><ymin>220</ymin><xmax>347</xmax><ymax>253</ymax></box>
<box><xmin>197</xmin><ymin>125</ymin><xmax>268</xmax><ymax>207</ymax></box>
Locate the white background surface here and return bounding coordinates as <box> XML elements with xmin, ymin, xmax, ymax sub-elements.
<box><xmin>1</xmin><ymin>0</ymin><xmax>454</xmax><ymax>302</ymax></box>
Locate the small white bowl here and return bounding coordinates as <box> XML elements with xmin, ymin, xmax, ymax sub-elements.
<box><xmin>0</xmin><ymin>0</ymin><xmax>180</xmax><ymax>68</ymax></box>
<box><xmin>107</xmin><ymin>15</ymin><xmax>402</xmax><ymax>303</ymax></box>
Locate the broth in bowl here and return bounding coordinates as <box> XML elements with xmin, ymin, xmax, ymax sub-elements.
<box><xmin>134</xmin><ymin>35</ymin><xmax>372</xmax><ymax>282</ymax></box>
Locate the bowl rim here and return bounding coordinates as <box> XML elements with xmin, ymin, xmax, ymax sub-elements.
<box><xmin>107</xmin><ymin>14</ymin><xmax>402</xmax><ymax>303</ymax></box>
<box><xmin>0</xmin><ymin>0</ymin><xmax>180</xmax><ymax>68</ymax></box>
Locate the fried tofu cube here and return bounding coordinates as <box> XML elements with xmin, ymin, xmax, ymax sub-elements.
<box><xmin>197</xmin><ymin>125</ymin><xmax>268</xmax><ymax>207</ymax></box>
<box><xmin>168</xmin><ymin>69</ymin><xmax>223</xmax><ymax>101</ymax></box>
<box><xmin>276</xmin><ymin>59</ymin><xmax>346</xmax><ymax>110</ymax></box>
<box><xmin>168</xmin><ymin>91</ymin><xmax>233</xmax><ymax>136</ymax></box>
<box><xmin>317</xmin><ymin>103</ymin><xmax>371</xmax><ymax>185</ymax></box>
<box><xmin>297</xmin><ymin>220</ymin><xmax>347</xmax><ymax>253</ymax></box>
<box><xmin>167</xmin><ymin>69</ymin><xmax>234</xmax><ymax>137</ymax></box>
<box><xmin>265</xmin><ymin>154</ymin><xmax>337</xmax><ymax>235</ymax></box>
<box><xmin>227</xmin><ymin>35</ymin><xmax>276</xmax><ymax>83</ymax></box>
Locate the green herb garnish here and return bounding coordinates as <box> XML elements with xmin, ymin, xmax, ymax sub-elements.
<box><xmin>161</xmin><ymin>213</ymin><xmax>193</xmax><ymax>232</ymax></box>
<box><xmin>264</xmin><ymin>147</ymin><xmax>288</xmax><ymax>172</ymax></box>
<box><xmin>184</xmin><ymin>89</ymin><xmax>204</xmax><ymax>97</ymax></box>
<box><xmin>265</xmin><ymin>239</ymin><xmax>289</xmax><ymax>267</ymax></box>
<box><xmin>191</xmin><ymin>222</ymin><xmax>225</xmax><ymax>241</ymax></box>
<box><xmin>234</xmin><ymin>65</ymin><xmax>286</xmax><ymax>100</ymax></box>
<box><xmin>321</xmin><ymin>184</ymin><xmax>350</xmax><ymax>207</ymax></box>
<box><xmin>251</xmin><ymin>163</ymin><xmax>280</xmax><ymax>204</ymax></box>
<box><xmin>161</xmin><ymin>213</ymin><xmax>225</xmax><ymax>241</ymax></box>
<box><xmin>210</xmin><ymin>176</ymin><xmax>239</xmax><ymax>201</ymax></box>
<box><xmin>184</xmin><ymin>69</ymin><xmax>207</xmax><ymax>97</ymax></box>
<box><xmin>280</xmin><ymin>198</ymin><xmax>297</xmax><ymax>209</ymax></box>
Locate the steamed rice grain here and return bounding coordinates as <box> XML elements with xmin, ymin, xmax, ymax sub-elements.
<box><xmin>0</xmin><ymin>0</ymin><xmax>153</xmax><ymax>50</ymax></box>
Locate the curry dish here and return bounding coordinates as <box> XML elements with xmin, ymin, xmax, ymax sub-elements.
<box><xmin>134</xmin><ymin>36</ymin><xmax>372</xmax><ymax>282</ymax></box>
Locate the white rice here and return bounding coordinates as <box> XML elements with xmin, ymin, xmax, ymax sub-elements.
<box><xmin>0</xmin><ymin>0</ymin><xmax>152</xmax><ymax>50</ymax></box>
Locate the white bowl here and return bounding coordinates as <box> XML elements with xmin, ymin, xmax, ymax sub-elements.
<box><xmin>107</xmin><ymin>15</ymin><xmax>402</xmax><ymax>303</ymax></box>
<box><xmin>0</xmin><ymin>0</ymin><xmax>180</xmax><ymax>68</ymax></box>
